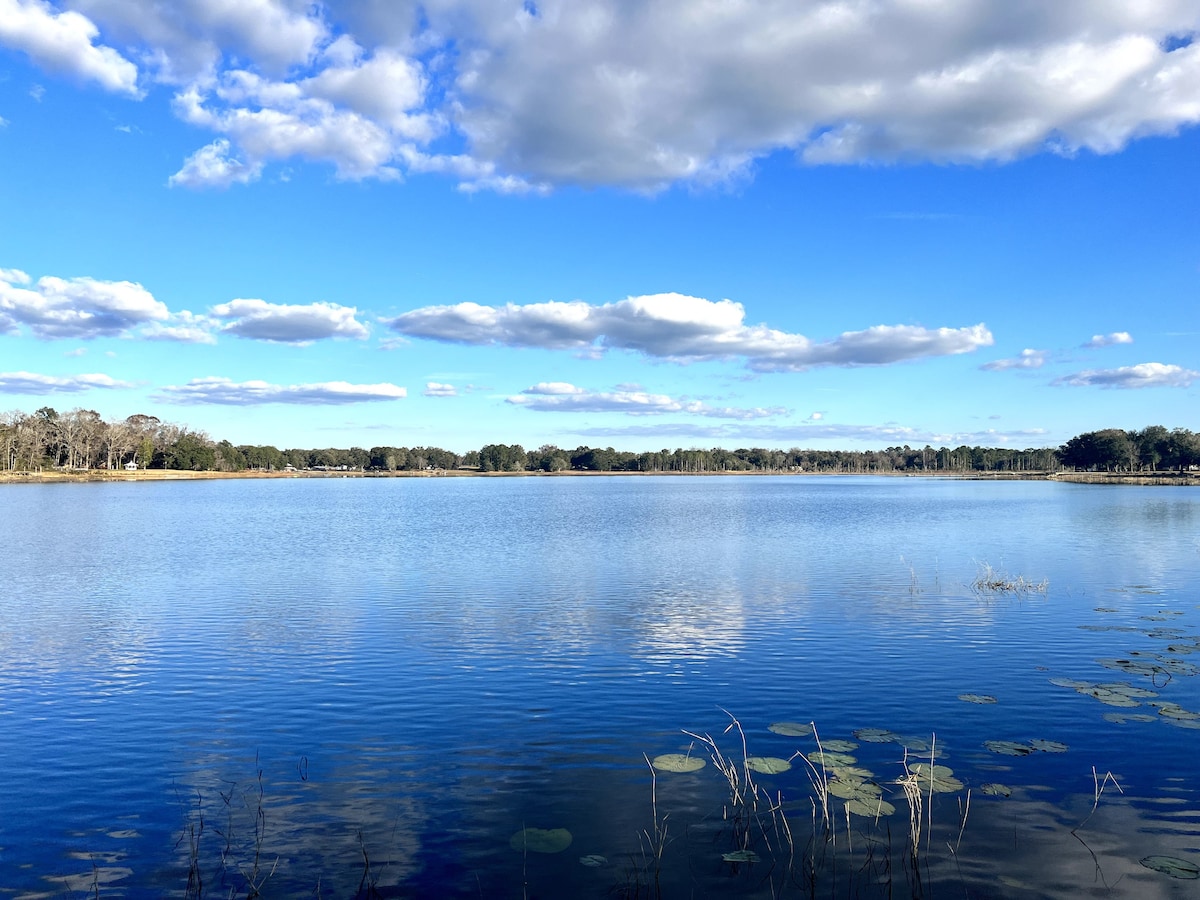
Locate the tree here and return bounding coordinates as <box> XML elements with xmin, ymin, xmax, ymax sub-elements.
<box><xmin>160</xmin><ymin>432</ymin><xmax>216</xmax><ymax>470</ymax></box>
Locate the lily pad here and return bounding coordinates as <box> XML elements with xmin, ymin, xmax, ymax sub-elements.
<box><xmin>807</xmin><ymin>750</ymin><xmax>856</xmax><ymax>767</ymax></box>
<box><xmin>579</xmin><ymin>854</ymin><xmax>608</xmax><ymax>867</ymax></box>
<box><xmin>846</xmin><ymin>797</ymin><xmax>896</xmax><ymax>817</ymax></box>
<box><xmin>510</xmin><ymin>828</ymin><xmax>573</xmax><ymax>853</ymax></box>
<box><xmin>984</xmin><ymin>740</ymin><xmax>1034</xmax><ymax>757</ymax></box>
<box><xmin>1029</xmin><ymin>739</ymin><xmax>1068</xmax><ymax>753</ymax></box>
<box><xmin>958</xmin><ymin>693</ymin><xmax>997</xmax><ymax>704</ymax></box>
<box><xmin>1151</xmin><ymin>702</ymin><xmax>1200</xmax><ymax>720</ymax></box>
<box><xmin>908</xmin><ymin>763</ymin><xmax>964</xmax><ymax>792</ymax></box>
<box><xmin>821</xmin><ymin>739</ymin><xmax>859</xmax><ymax>752</ymax></box>
<box><xmin>746</xmin><ymin>756</ymin><xmax>792</xmax><ymax>775</ymax></box>
<box><xmin>768</xmin><ymin>721</ymin><xmax>813</xmax><ymax>737</ymax></box>
<box><xmin>827</xmin><ymin>779</ymin><xmax>883</xmax><ymax>801</ymax></box>
<box><xmin>1049</xmin><ymin>677</ymin><xmax>1092</xmax><ymax>689</ymax></box>
<box><xmin>830</xmin><ymin>765</ymin><xmax>874</xmax><ymax>780</ymax></box>
<box><xmin>894</xmin><ymin>735</ymin><xmax>932</xmax><ymax>752</ymax></box>
<box><xmin>1097</xmin><ymin>658</ymin><xmax>1169</xmax><ymax>678</ymax></box>
<box><xmin>652</xmin><ymin>753</ymin><xmax>705</xmax><ymax>773</ymax></box>
<box><xmin>1103</xmin><ymin>712</ymin><xmax>1157</xmax><ymax>724</ymax></box>
<box><xmin>853</xmin><ymin>727</ymin><xmax>898</xmax><ymax>743</ymax></box>
<box><xmin>980</xmin><ymin>783</ymin><xmax>1011</xmax><ymax>797</ymax></box>
<box><xmin>1140</xmin><ymin>855</ymin><xmax>1200</xmax><ymax>879</ymax></box>
<box><xmin>722</xmin><ymin>850</ymin><xmax>760</xmax><ymax>863</ymax></box>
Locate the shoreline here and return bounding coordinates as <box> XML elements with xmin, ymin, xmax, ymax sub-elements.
<box><xmin>2</xmin><ymin>469</ymin><xmax>1196</xmax><ymax>486</ymax></box>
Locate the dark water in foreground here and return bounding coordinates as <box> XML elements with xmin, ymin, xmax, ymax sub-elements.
<box><xmin>1</xmin><ymin>476</ymin><xmax>1199</xmax><ymax>898</ymax></box>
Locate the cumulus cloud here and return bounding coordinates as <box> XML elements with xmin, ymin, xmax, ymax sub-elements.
<box><xmin>423</xmin><ymin>381</ymin><xmax>457</xmax><ymax>397</ymax></box>
<box><xmin>507</xmin><ymin>382</ymin><xmax>788</xmax><ymax>420</ymax></box>
<box><xmin>28</xmin><ymin>1</ymin><xmax>1199</xmax><ymax>191</ymax></box>
<box><xmin>69</xmin><ymin>0</ymin><xmax>326</xmax><ymax>83</ymax></box>
<box><xmin>387</xmin><ymin>293</ymin><xmax>992</xmax><ymax>371</ymax></box>
<box><xmin>168</xmin><ymin>139</ymin><xmax>263</xmax><ymax>189</ymax></box>
<box><xmin>0</xmin><ymin>0</ymin><xmax>139</xmax><ymax>95</ymax></box>
<box><xmin>140</xmin><ymin>310</ymin><xmax>218</xmax><ymax>344</ymax></box>
<box><xmin>0</xmin><ymin>267</ymin><xmax>169</xmax><ymax>338</ymax></box>
<box><xmin>1053</xmin><ymin>362</ymin><xmax>1198</xmax><ymax>389</ymax></box>
<box><xmin>1082</xmin><ymin>331</ymin><xmax>1135</xmax><ymax>348</ymax></box>
<box><xmin>0</xmin><ymin>370</ymin><xmax>136</xmax><ymax>393</ymax></box>
<box><xmin>980</xmin><ymin>348</ymin><xmax>1048</xmax><ymax>371</ymax></box>
<box><xmin>436</xmin><ymin>1</ymin><xmax>1200</xmax><ymax>189</ymax></box>
<box><xmin>159</xmin><ymin>376</ymin><xmax>407</xmax><ymax>405</ymax></box>
<box><xmin>210</xmin><ymin>298</ymin><xmax>369</xmax><ymax>343</ymax></box>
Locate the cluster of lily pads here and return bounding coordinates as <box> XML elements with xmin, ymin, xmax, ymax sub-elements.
<box><xmin>1052</xmin><ymin>605</ymin><xmax>1200</xmax><ymax>728</ymax></box>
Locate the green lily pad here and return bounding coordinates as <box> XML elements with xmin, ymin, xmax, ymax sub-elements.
<box><xmin>722</xmin><ymin>850</ymin><xmax>760</xmax><ymax>863</ymax></box>
<box><xmin>894</xmin><ymin>735</ymin><xmax>932</xmax><ymax>752</ymax></box>
<box><xmin>821</xmin><ymin>739</ymin><xmax>859</xmax><ymax>752</ymax></box>
<box><xmin>746</xmin><ymin>756</ymin><xmax>792</xmax><ymax>775</ymax></box>
<box><xmin>1164</xmin><ymin>717</ymin><xmax>1200</xmax><ymax>730</ymax></box>
<box><xmin>980</xmin><ymin>783</ymin><xmax>1011</xmax><ymax>797</ymax></box>
<box><xmin>958</xmin><ymin>693</ymin><xmax>997</xmax><ymax>704</ymax></box>
<box><xmin>1140</xmin><ymin>855</ymin><xmax>1200</xmax><ymax>879</ymax></box>
<box><xmin>827</xmin><ymin>779</ymin><xmax>883</xmax><ymax>801</ymax></box>
<box><xmin>1097</xmin><ymin>658</ymin><xmax>1168</xmax><ymax>678</ymax></box>
<box><xmin>1049</xmin><ymin>677</ymin><xmax>1092</xmax><ymax>689</ymax></box>
<box><xmin>579</xmin><ymin>854</ymin><xmax>608</xmax><ymax>867</ymax></box>
<box><xmin>1083</xmin><ymin>687</ymin><xmax>1140</xmax><ymax>707</ymax></box>
<box><xmin>984</xmin><ymin>740</ymin><xmax>1034</xmax><ymax>757</ymax></box>
<box><xmin>652</xmin><ymin>753</ymin><xmax>705</xmax><ymax>773</ymax></box>
<box><xmin>768</xmin><ymin>721</ymin><xmax>812</xmax><ymax>737</ymax></box>
<box><xmin>510</xmin><ymin>828</ymin><xmax>573</xmax><ymax>853</ymax></box>
<box><xmin>807</xmin><ymin>750</ymin><xmax>856</xmax><ymax>767</ymax></box>
<box><xmin>846</xmin><ymin>797</ymin><xmax>896</xmax><ymax>817</ymax></box>
<box><xmin>1152</xmin><ymin>702</ymin><xmax>1200</xmax><ymax>720</ymax></box>
<box><xmin>1103</xmin><ymin>712</ymin><xmax>1157</xmax><ymax>724</ymax></box>
<box><xmin>908</xmin><ymin>763</ymin><xmax>964</xmax><ymax>792</ymax></box>
<box><xmin>1096</xmin><ymin>681</ymin><xmax>1157</xmax><ymax>699</ymax></box>
<box><xmin>1030</xmin><ymin>739</ymin><xmax>1069</xmax><ymax>753</ymax></box>
<box><xmin>831</xmin><ymin>765</ymin><xmax>874</xmax><ymax>780</ymax></box>
<box><xmin>853</xmin><ymin>727</ymin><xmax>898</xmax><ymax>743</ymax></box>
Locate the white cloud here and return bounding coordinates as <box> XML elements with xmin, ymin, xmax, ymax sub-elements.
<box><xmin>159</xmin><ymin>376</ymin><xmax>407</xmax><ymax>405</ymax></box>
<box><xmin>1082</xmin><ymin>331</ymin><xmax>1135</xmax><ymax>348</ymax></box>
<box><xmin>168</xmin><ymin>139</ymin><xmax>263</xmax><ymax>189</ymax></box>
<box><xmin>0</xmin><ymin>0</ymin><xmax>139</xmax><ymax>95</ymax></box>
<box><xmin>69</xmin><ymin>0</ymin><xmax>326</xmax><ymax>82</ymax></box>
<box><xmin>574</xmin><ymin>421</ymin><xmax>1052</xmax><ymax>447</ymax></box>
<box><xmin>64</xmin><ymin>347</ymin><xmax>86</xmax><ymax>356</ymax></box>
<box><xmin>387</xmin><ymin>293</ymin><xmax>993</xmax><ymax>370</ymax></box>
<box><xmin>0</xmin><ymin>370</ymin><xmax>135</xmax><ymax>393</ymax></box>
<box><xmin>1053</xmin><ymin>362</ymin><xmax>1199</xmax><ymax>389</ymax></box>
<box><xmin>168</xmin><ymin>62</ymin><xmax>426</xmax><ymax>184</ymax></box>
<box><xmin>140</xmin><ymin>310</ymin><xmax>218</xmax><ymax>344</ymax></box>
<box><xmin>438</xmin><ymin>0</ymin><xmax>1200</xmax><ymax>190</ymax></box>
<box><xmin>981</xmin><ymin>348</ymin><xmax>1048</xmax><ymax>371</ymax></box>
<box><xmin>38</xmin><ymin>1</ymin><xmax>1199</xmax><ymax>192</ymax></box>
<box><xmin>507</xmin><ymin>382</ymin><xmax>788</xmax><ymax>420</ymax></box>
<box><xmin>0</xmin><ymin>267</ymin><xmax>168</xmax><ymax>338</ymax></box>
<box><xmin>423</xmin><ymin>381</ymin><xmax>457</xmax><ymax>397</ymax></box>
<box><xmin>209</xmin><ymin>298</ymin><xmax>369</xmax><ymax>343</ymax></box>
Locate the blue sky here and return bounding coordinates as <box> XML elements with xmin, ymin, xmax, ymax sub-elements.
<box><xmin>1</xmin><ymin>1</ymin><xmax>1197</xmax><ymax>453</ymax></box>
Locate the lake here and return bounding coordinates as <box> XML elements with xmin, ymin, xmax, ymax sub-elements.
<box><xmin>1</xmin><ymin>475</ymin><xmax>1199</xmax><ymax>897</ymax></box>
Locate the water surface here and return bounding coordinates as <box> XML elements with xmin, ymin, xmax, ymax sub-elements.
<box><xmin>1</xmin><ymin>476</ymin><xmax>1198</xmax><ymax>896</ymax></box>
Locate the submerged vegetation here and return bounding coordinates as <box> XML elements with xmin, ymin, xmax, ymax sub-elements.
<box><xmin>3</xmin><ymin>406</ymin><xmax>1198</xmax><ymax>477</ymax></box>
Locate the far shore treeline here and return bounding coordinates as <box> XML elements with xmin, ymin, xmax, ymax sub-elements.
<box><xmin>2</xmin><ymin>407</ymin><xmax>1198</xmax><ymax>476</ymax></box>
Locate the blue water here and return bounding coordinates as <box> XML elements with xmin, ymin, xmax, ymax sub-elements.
<box><xmin>1</xmin><ymin>476</ymin><xmax>1198</xmax><ymax>897</ymax></box>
